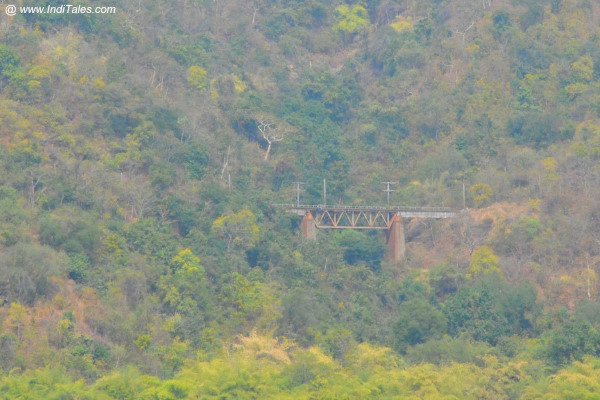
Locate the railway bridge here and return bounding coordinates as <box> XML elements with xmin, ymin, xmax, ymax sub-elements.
<box><xmin>276</xmin><ymin>204</ymin><xmax>457</xmax><ymax>262</ymax></box>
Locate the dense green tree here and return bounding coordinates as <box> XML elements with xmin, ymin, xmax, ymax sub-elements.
<box><xmin>445</xmin><ymin>288</ymin><xmax>507</xmax><ymax>344</ymax></box>
<box><xmin>508</xmin><ymin>112</ymin><xmax>574</xmax><ymax>148</ymax></box>
<box><xmin>0</xmin><ymin>243</ymin><xmax>66</xmax><ymax>305</ymax></box>
<box><xmin>393</xmin><ymin>299</ymin><xmax>448</xmax><ymax>352</ymax></box>
<box><xmin>544</xmin><ymin>319</ymin><xmax>600</xmax><ymax>367</ymax></box>
<box><xmin>333</xmin><ymin>230</ymin><xmax>384</xmax><ymax>269</ymax></box>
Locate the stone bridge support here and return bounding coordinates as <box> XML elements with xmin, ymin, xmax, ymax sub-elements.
<box><xmin>301</xmin><ymin>211</ymin><xmax>317</xmax><ymax>240</ymax></box>
<box><xmin>282</xmin><ymin>204</ymin><xmax>453</xmax><ymax>262</ymax></box>
<box><xmin>385</xmin><ymin>215</ymin><xmax>405</xmax><ymax>263</ymax></box>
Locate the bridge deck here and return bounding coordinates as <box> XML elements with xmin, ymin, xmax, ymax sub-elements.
<box><xmin>274</xmin><ymin>204</ymin><xmax>457</xmax><ymax>219</ymax></box>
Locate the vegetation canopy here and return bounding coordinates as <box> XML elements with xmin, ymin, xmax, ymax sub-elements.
<box><xmin>0</xmin><ymin>0</ymin><xmax>599</xmax><ymax>397</ymax></box>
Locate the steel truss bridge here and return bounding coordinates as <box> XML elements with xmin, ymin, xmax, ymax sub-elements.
<box><xmin>274</xmin><ymin>204</ymin><xmax>457</xmax><ymax>229</ymax></box>
<box><xmin>274</xmin><ymin>203</ymin><xmax>459</xmax><ymax>262</ymax></box>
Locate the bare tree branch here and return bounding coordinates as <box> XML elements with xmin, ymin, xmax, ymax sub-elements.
<box><xmin>456</xmin><ymin>20</ymin><xmax>474</xmax><ymax>46</ymax></box>
<box><xmin>257</xmin><ymin>119</ymin><xmax>284</xmax><ymax>161</ymax></box>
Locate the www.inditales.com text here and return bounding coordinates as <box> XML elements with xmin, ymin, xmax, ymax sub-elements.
<box><xmin>4</xmin><ymin>4</ymin><xmax>116</xmax><ymax>16</ymax></box>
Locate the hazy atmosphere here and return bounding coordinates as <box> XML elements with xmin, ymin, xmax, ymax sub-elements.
<box><xmin>0</xmin><ymin>0</ymin><xmax>599</xmax><ymax>398</ymax></box>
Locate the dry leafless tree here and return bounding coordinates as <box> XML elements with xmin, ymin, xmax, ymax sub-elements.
<box><xmin>257</xmin><ymin>118</ymin><xmax>284</xmax><ymax>161</ymax></box>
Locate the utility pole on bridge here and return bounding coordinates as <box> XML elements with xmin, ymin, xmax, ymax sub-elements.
<box><xmin>293</xmin><ymin>182</ymin><xmax>304</xmax><ymax>207</ymax></box>
<box><xmin>276</xmin><ymin>184</ymin><xmax>457</xmax><ymax>263</ymax></box>
<box><xmin>382</xmin><ymin>182</ymin><xmax>397</xmax><ymax>205</ymax></box>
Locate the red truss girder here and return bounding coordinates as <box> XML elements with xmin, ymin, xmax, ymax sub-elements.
<box><xmin>314</xmin><ymin>210</ymin><xmax>395</xmax><ymax>229</ymax></box>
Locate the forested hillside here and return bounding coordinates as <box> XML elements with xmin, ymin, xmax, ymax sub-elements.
<box><xmin>0</xmin><ymin>0</ymin><xmax>599</xmax><ymax>397</ymax></box>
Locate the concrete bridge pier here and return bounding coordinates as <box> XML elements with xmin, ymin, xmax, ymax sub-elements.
<box><xmin>385</xmin><ymin>214</ymin><xmax>405</xmax><ymax>262</ymax></box>
<box><xmin>301</xmin><ymin>211</ymin><xmax>317</xmax><ymax>240</ymax></box>
<box><xmin>278</xmin><ymin>203</ymin><xmax>455</xmax><ymax>262</ymax></box>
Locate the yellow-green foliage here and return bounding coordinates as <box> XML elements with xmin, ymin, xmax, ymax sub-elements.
<box><xmin>0</xmin><ymin>368</ymin><xmax>107</xmax><ymax>399</ymax></box>
<box><xmin>469</xmin><ymin>183</ymin><xmax>493</xmax><ymax>207</ymax></box>
<box><xmin>231</xmin><ymin>74</ymin><xmax>247</xmax><ymax>93</ymax></box>
<box><xmin>468</xmin><ymin>246</ymin><xmax>502</xmax><ymax>280</ymax></box>
<box><xmin>187</xmin><ymin>65</ymin><xmax>207</xmax><ymax>90</ymax></box>
<box><xmin>26</xmin><ymin>65</ymin><xmax>51</xmax><ymax>90</ymax></box>
<box><xmin>159</xmin><ymin>249</ymin><xmax>207</xmax><ymax>314</ymax></box>
<box><xmin>223</xmin><ymin>273</ymin><xmax>281</xmax><ymax>331</ymax></box>
<box><xmin>0</xmin><ymin>335</ymin><xmax>572</xmax><ymax>399</ymax></box>
<box><xmin>571</xmin><ymin>56</ymin><xmax>594</xmax><ymax>82</ymax></box>
<box><xmin>134</xmin><ymin>334</ymin><xmax>152</xmax><ymax>351</ymax></box>
<box><xmin>521</xmin><ymin>358</ymin><xmax>600</xmax><ymax>399</ymax></box>
<box><xmin>573</xmin><ymin>121</ymin><xmax>600</xmax><ymax>158</ymax></box>
<box><xmin>334</xmin><ymin>5</ymin><xmax>369</xmax><ymax>34</ymax></box>
<box><xmin>172</xmin><ymin>248</ymin><xmax>202</xmax><ymax>274</ymax></box>
<box><xmin>94</xmin><ymin>367</ymin><xmax>161</xmax><ymax>399</ymax></box>
<box><xmin>92</xmin><ymin>77</ymin><xmax>106</xmax><ymax>90</ymax></box>
<box><xmin>390</xmin><ymin>17</ymin><xmax>414</xmax><ymax>33</ymax></box>
<box><xmin>541</xmin><ymin>157</ymin><xmax>560</xmax><ymax>182</ymax></box>
<box><xmin>212</xmin><ymin>209</ymin><xmax>260</xmax><ymax>250</ymax></box>
<box><xmin>4</xmin><ymin>302</ymin><xmax>28</xmax><ymax>338</ymax></box>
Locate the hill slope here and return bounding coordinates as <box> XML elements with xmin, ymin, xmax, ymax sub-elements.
<box><xmin>0</xmin><ymin>0</ymin><xmax>600</xmax><ymax>397</ymax></box>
